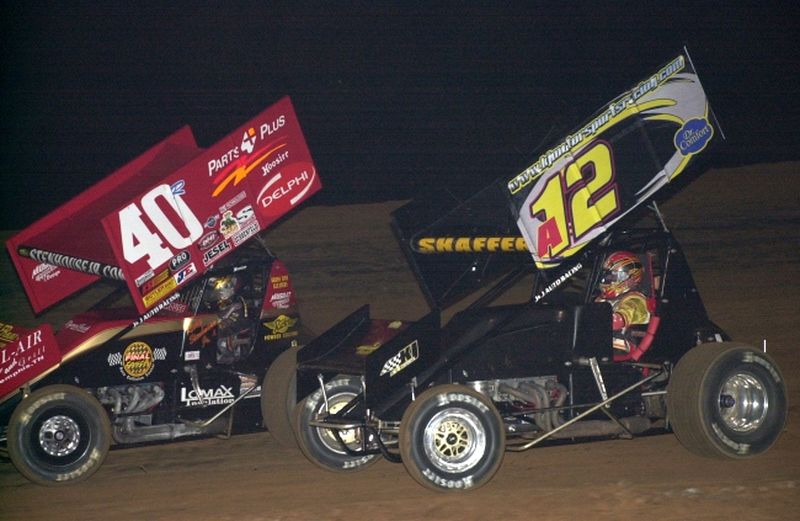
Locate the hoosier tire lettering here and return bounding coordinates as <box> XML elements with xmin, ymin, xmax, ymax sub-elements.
<box><xmin>400</xmin><ymin>384</ymin><xmax>505</xmax><ymax>492</ymax></box>
<box><xmin>667</xmin><ymin>342</ymin><xmax>787</xmax><ymax>459</ymax></box>
<box><xmin>293</xmin><ymin>377</ymin><xmax>379</xmax><ymax>472</ymax></box>
<box><xmin>7</xmin><ymin>385</ymin><xmax>111</xmax><ymax>486</ymax></box>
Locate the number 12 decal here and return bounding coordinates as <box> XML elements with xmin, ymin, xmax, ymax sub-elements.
<box><xmin>529</xmin><ymin>140</ymin><xmax>620</xmax><ymax>260</ymax></box>
<box><xmin>118</xmin><ymin>183</ymin><xmax>203</xmax><ymax>270</ymax></box>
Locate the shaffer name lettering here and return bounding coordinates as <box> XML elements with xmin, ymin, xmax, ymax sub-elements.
<box><xmin>415</xmin><ymin>236</ymin><xmax>528</xmax><ymax>254</ymax></box>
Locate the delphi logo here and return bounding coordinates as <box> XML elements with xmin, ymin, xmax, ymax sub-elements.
<box><xmin>241</xmin><ymin>128</ymin><xmax>257</xmax><ymax>154</ymax></box>
<box><xmin>256</xmin><ymin>162</ymin><xmax>317</xmax><ymax>218</ymax></box>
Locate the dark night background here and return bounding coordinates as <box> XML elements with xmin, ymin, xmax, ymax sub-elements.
<box><xmin>1</xmin><ymin>2</ymin><xmax>798</xmax><ymax>229</ymax></box>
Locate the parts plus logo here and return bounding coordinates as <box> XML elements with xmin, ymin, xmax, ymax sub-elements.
<box><xmin>209</xmin><ymin>112</ymin><xmax>288</xmax><ymax>199</ymax></box>
<box><xmin>241</xmin><ymin>128</ymin><xmax>257</xmax><ymax>154</ymax></box>
<box><xmin>210</xmin><ymin>142</ymin><xmax>288</xmax><ymax>198</ymax></box>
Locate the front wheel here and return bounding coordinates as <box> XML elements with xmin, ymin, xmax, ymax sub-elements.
<box><xmin>8</xmin><ymin>385</ymin><xmax>112</xmax><ymax>485</ymax></box>
<box><xmin>668</xmin><ymin>342</ymin><xmax>787</xmax><ymax>459</ymax></box>
<box><xmin>399</xmin><ymin>384</ymin><xmax>505</xmax><ymax>492</ymax></box>
<box><xmin>262</xmin><ymin>345</ymin><xmax>300</xmax><ymax>448</ymax></box>
<box><xmin>293</xmin><ymin>377</ymin><xmax>379</xmax><ymax>472</ymax></box>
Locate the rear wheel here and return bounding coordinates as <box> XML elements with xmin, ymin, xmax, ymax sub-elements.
<box><xmin>668</xmin><ymin>342</ymin><xmax>787</xmax><ymax>458</ymax></box>
<box><xmin>8</xmin><ymin>385</ymin><xmax>111</xmax><ymax>485</ymax></box>
<box><xmin>293</xmin><ymin>377</ymin><xmax>379</xmax><ymax>472</ymax></box>
<box><xmin>262</xmin><ymin>345</ymin><xmax>300</xmax><ymax>448</ymax></box>
<box><xmin>399</xmin><ymin>384</ymin><xmax>505</xmax><ymax>492</ymax></box>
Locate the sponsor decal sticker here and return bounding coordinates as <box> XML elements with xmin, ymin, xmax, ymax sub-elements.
<box><xmin>380</xmin><ymin>340</ymin><xmax>420</xmax><ymax>377</ymax></box>
<box><xmin>165</xmin><ymin>301</ymin><xmax>189</xmax><ymax>314</ymax></box>
<box><xmin>142</xmin><ymin>274</ymin><xmax>178</xmax><ymax>308</ymax></box>
<box><xmin>63</xmin><ymin>321</ymin><xmax>91</xmax><ymax>334</ymax></box>
<box><xmin>32</xmin><ymin>263</ymin><xmax>61</xmax><ymax>283</ymax></box>
<box><xmin>675</xmin><ymin>118</ymin><xmax>714</xmax><ymax>156</ymax></box>
<box><xmin>264</xmin><ymin>315</ymin><xmax>298</xmax><ymax>341</ymax></box>
<box><xmin>271</xmin><ymin>274</ymin><xmax>289</xmax><ymax>289</ymax></box>
<box><xmin>205</xmin><ymin>215</ymin><xmax>219</xmax><ymax>229</ymax></box>
<box><xmin>108</xmin><ymin>342</ymin><xmax>166</xmax><ymax>381</ymax></box>
<box><xmin>135</xmin><ymin>269</ymin><xmax>155</xmax><ymax>288</ymax></box>
<box><xmin>26</xmin><ymin>248</ymin><xmax>125</xmax><ymax>280</ymax></box>
<box><xmin>269</xmin><ymin>291</ymin><xmax>292</xmax><ymax>309</ymax></box>
<box><xmin>210</xmin><ymin>122</ymin><xmax>288</xmax><ymax>198</ymax></box>
<box><xmin>0</xmin><ymin>324</ymin><xmax>17</xmax><ymax>347</ymax></box>
<box><xmin>233</xmin><ymin>221</ymin><xmax>260</xmax><ymax>246</ymax></box>
<box><xmin>180</xmin><ymin>384</ymin><xmax>235</xmax><ymax>407</ymax></box>
<box><xmin>219</xmin><ymin>210</ymin><xmax>241</xmax><ymax>238</ymax></box>
<box><xmin>202</xmin><ymin>239</ymin><xmax>232</xmax><ymax>267</ymax></box>
<box><xmin>0</xmin><ymin>324</ymin><xmax>59</xmax><ymax>393</ymax></box>
<box><xmin>256</xmin><ymin>163</ymin><xmax>317</xmax><ymax>218</ymax></box>
<box><xmin>241</xmin><ymin>127</ymin><xmax>257</xmax><ymax>154</ymax></box>
<box><xmin>533</xmin><ymin>262</ymin><xmax>584</xmax><ymax>303</ymax></box>
<box><xmin>173</xmin><ymin>262</ymin><xmax>197</xmax><ymax>285</ymax></box>
<box><xmin>239</xmin><ymin>374</ymin><xmax>261</xmax><ymax>399</ymax></box>
<box><xmin>219</xmin><ymin>191</ymin><xmax>247</xmax><ymax>214</ymax></box>
<box><xmin>121</xmin><ymin>341</ymin><xmax>154</xmax><ymax>380</ymax></box>
<box><xmin>261</xmin><ymin>150</ymin><xmax>289</xmax><ymax>177</ymax></box>
<box><xmin>199</xmin><ymin>231</ymin><xmax>220</xmax><ymax>250</ymax></box>
<box><xmin>140</xmin><ymin>269</ymin><xmax>171</xmax><ymax>295</ymax></box>
<box><xmin>169</xmin><ymin>251</ymin><xmax>191</xmax><ymax>272</ymax></box>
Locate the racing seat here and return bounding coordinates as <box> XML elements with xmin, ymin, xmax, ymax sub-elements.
<box><xmin>612</xmin><ymin>251</ymin><xmax>660</xmax><ymax>363</ymax></box>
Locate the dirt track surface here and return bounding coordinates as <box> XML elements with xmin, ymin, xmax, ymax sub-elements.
<box><xmin>1</xmin><ymin>162</ymin><xmax>799</xmax><ymax>520</ymax></box>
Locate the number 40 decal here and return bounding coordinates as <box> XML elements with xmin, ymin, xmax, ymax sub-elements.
<box><xmin>118</xmin><ymin>183</ymin><xmax>203</xmax><ymax>270</ymax></box>
<box><xmin>529</xmin><ymin>140</ymin><xmax>620</xmax><ymax>260</ymax></box>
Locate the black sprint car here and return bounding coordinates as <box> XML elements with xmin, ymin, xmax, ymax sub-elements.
<box><xmin>285</xmin><ymin>51</ymin><xmax>788</xmax><ymax>491</ymax></box>
<box><xmin>289</xmin><ymin>211</ymin><xmax>787</xmax><ymax>491</ymax></box>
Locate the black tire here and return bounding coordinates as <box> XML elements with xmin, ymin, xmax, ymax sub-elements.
<box><xmin>262</xmin><ymin>345</ymin><xmax>300</xmax><ymax>448</ymax></box>
<box><xmin>8</xmin><ymin>385</ymin><xmax>112</xmax><ymax>486</ymax></box>
<box><xmin>399</xmin><ymin>384</ymin><xmax>505</xmax><ymax>492</ymax></box>
<box><xmin>668</xmin><ymin>342</ymin><xmax>787</xmax><ymax>459</ymax></box>
<box><xmin>293</xmin><ymin>376</ymin><xmax>379</xmax><ymax>472</ymax></box>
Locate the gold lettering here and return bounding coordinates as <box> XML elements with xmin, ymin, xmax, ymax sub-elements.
<box><xmin>436</xmin><ymin>238</ymin><xmax>454</xmax><ymax>252</ymax></box>
<box><xmin>417</xmin><ymin>238</ymin><xmax>435</xmax><ymax>253</ymax></box>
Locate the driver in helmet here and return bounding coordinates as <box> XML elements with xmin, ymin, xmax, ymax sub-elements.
<box><xmin>595</xmin><ymin>251</ymin><xmax>650</xmax><ymax>353</ymax></box>
<box><xmin>206</xmin><ymin>275</ymin><xmax>252</xmax><ymax>364</ymax></box>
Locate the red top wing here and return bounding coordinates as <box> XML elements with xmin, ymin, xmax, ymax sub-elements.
<box><xmin>7</xmin><ymin>97</ymin><xmax>321</xmax><ymax>313</ymax></box>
